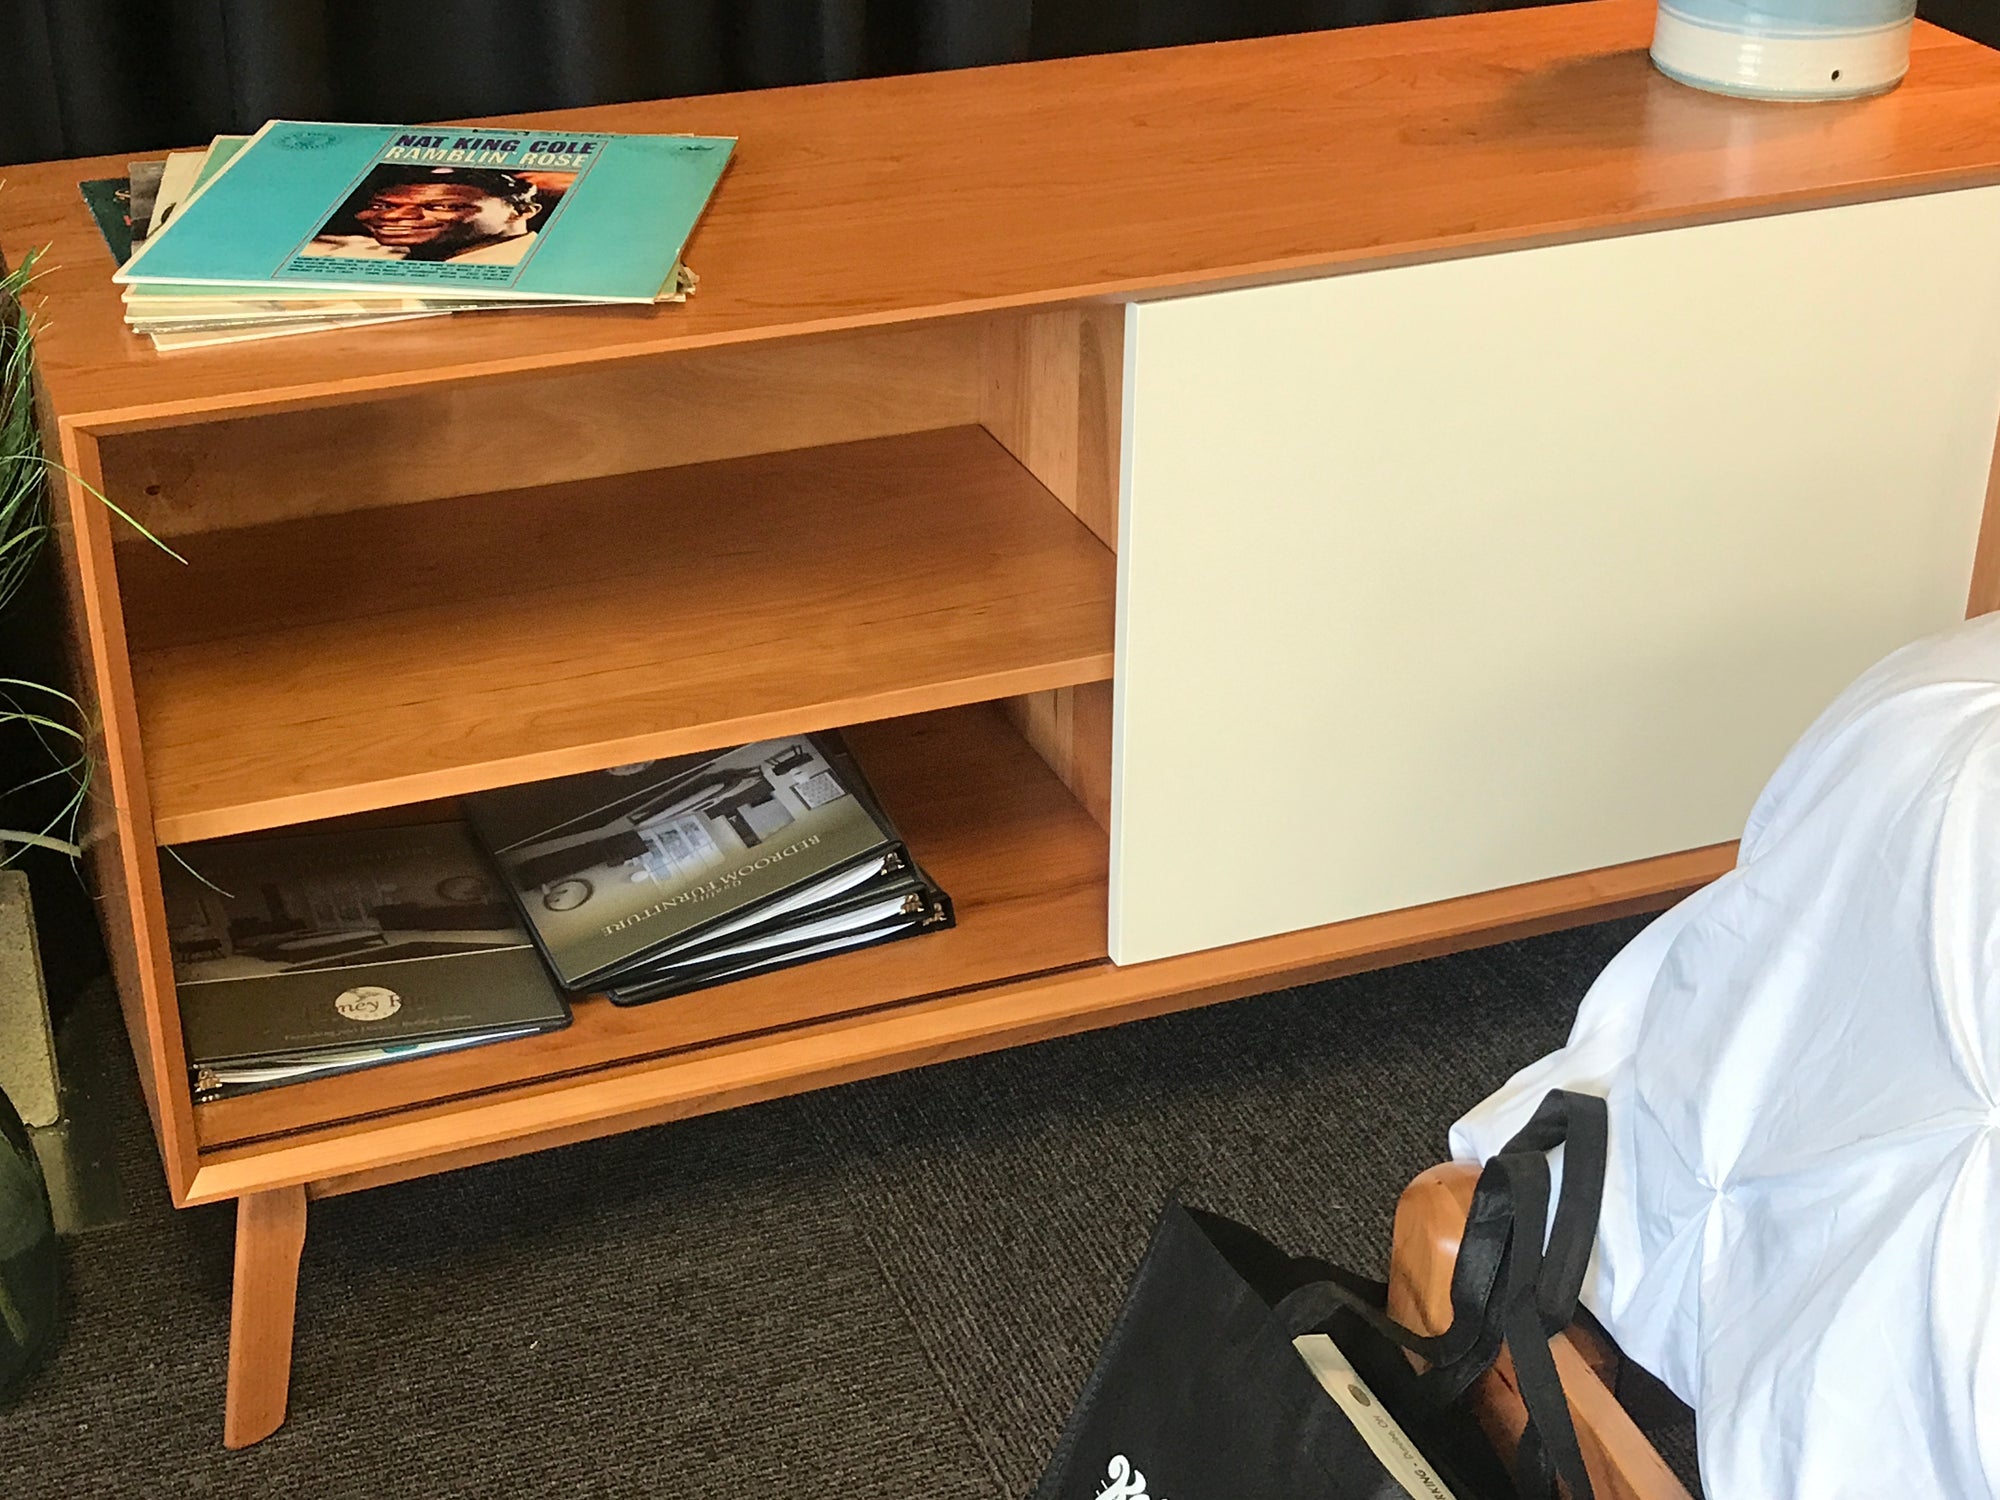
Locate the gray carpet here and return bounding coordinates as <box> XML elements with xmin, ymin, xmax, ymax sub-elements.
<box><xmin>3</xmin><ymin>917</ymin><xmax>1700</xmax><ymax>1498</ymax></box>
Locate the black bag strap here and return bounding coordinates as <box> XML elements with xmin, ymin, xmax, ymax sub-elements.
<box><xmin>1272</xmin><ymin>1266</ymin><xmax>1443</xmax><ymax>1359</ymax></box>
<box><xmin>1419</xmin><ymin>1087</ymin><xmax>1610</xmax><ymax>1400</ymax></box>
<box><xmin>1272</xmin><ymin>1089</ymin><xmax>1608</xmax><ymax>1500</ymax></box>
<box><xmin>1480</xmin><ymin>1146</ymin><xmax>1595</xmax><ymax>1500</ymax></box>
<box><xmin>1498</xmin><ymin>1087</ymin><xmax>1609</xmax><ymax>1336</ymax></box>
<box><xmin>1415</xmin><ymin>1168</ymin><xmax>1514</xmax><ymax>1400</ymax></box>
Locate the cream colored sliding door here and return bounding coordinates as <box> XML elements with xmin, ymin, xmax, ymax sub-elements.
<box><xmin>1109</xmin><ymin>188</ymin><xmax>2000</xmax><ymax>965</ymax></box>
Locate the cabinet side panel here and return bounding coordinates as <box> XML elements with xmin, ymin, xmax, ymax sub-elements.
<box><xmin>1111</xmin><ymin>189</ymin><xmax>2000</xmax><ymax>964</ymax></box>
<box><xmin>44</xmin><ymin>425</ymin><xmax>199</xmax><ymax>1200</ymax></box>
<box><xmin>986</xmin><ymin>306</ymin><xmax>1123</xmax><ymax>829</ymax></box>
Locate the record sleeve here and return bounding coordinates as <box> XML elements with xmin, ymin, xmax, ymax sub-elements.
<box><xmin>118</xmin><ymin>120</ymin><xmax>732</xmax><ymax>303</ymax></box>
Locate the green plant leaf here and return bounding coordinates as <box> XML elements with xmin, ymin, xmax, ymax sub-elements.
<box><xmin>0</xmin><ymin>829</ymin><xmax>82</xmax><ymax>859</ymax></box>
<box><xmin>1</xmin><ymin>246</ymin><xmax>177</xmax><ymax>859</ymax></box>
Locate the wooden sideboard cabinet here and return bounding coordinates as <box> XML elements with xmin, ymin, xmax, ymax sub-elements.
<box><xmin>5</xmin><ymin>0</ymin><xmax>2000</xmax><ymax>1448</ymax></box>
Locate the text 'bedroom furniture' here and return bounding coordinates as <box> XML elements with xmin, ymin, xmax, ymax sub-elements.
<box><xmin>6</xmin><ymin>0</ymin><xmax>2000</xmax><ymax>1447</ymax></box>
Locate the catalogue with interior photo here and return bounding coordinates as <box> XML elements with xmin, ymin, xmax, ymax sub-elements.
<box><xmin>464</xmin><ymin>732</ymin><xmax>954</xmax><ymax>1005</ymax></box>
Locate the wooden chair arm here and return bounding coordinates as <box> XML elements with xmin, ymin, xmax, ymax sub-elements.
<box><xmin>1387</xmin><ymin>1162</ymin><xmax>1695</xmax><ymax>1500</ymax></box>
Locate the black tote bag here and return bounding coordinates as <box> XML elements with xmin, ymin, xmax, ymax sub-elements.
<box><xmin>1034</xmin><ymin>1090</ymin><xmax>1608</xmax><ymax>1500</ymax></box>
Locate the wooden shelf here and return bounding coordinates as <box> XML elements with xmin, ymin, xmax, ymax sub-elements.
<box><xmin>190</xmin><ymin>700</ymin><xmax>1110</xmax><ymax>1150</ymax></box>
<box><xmin>119</xmin><ymin>427</ymin><xmax>1116</xmax><ymax>844</ymax></box>
<box><xmin>185</xmin><ymin>836</ymin><xmax>1737</xmax><ymax>1203</ymax></box>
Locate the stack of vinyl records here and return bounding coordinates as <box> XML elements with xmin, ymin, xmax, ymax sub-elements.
<box><xmin>81</xmin><ymin>119</ymin><xmax>732</xmax><ymax>350</ymax></box>
<box><xmin>464</xmin><ymin>731</ymin><xmax>955</xmax><ymax>1006</ymax></box>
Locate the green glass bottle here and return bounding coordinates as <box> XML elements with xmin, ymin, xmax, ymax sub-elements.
<box><xmin>0</xmin><ymin>1084</ymin><xmax>57</xmax><ymax>1400</ymax></box>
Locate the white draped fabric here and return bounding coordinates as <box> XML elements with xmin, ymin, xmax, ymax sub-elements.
<box><xmin>1451</xmin><ymin>614</ymin><xmax>2000</xmax><ymax>1499</ymax></box>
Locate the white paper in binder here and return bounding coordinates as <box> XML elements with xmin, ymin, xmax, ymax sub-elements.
<box><xmin>1451</xmin><ymin>611</ymin><xmax>2000</xmax><ymax>1500</ymax></box>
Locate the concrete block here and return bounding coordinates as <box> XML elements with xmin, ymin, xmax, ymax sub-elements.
<box><xmin>0</xmin><ymin>871</ymin><xmax>60</xmax><ymax>1128</ymax></box>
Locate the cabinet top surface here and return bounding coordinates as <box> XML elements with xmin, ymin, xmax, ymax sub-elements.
<box><xmin>8</xmin><ymin>0</ymin><xmax>2000</xmax><ymax>428</ymax></box>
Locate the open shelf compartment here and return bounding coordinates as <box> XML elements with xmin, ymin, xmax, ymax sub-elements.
<box><xmin>117</xmin><ymin>425</ymin><xmax>1117</xmax><ymax>845</ymax></box>
<box><xmin>189</xmin><ymin>700</ymin><xmax>1112</xmax><ymax>1151</ymax></box>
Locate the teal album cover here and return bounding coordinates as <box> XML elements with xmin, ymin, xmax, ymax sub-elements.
<box><xmin>117</xmin><ymin>120</ymin><xmax>734</xmax><ymax>302</ymax></box>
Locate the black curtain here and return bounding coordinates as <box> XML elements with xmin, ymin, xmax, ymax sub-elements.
<box><xmin>1</xmin><ymin>0</ymin><xmax>1043</xmax><ymax>167</ymax></box>
<box><xmin>5</xmin><ymin>0</ymin><xmax>1995</xmax><ymax>167</ymax></box>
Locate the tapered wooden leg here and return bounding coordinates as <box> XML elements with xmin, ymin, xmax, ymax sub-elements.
<box><xmin>223</xmin><ymin>1185</ymin><xmax>308</xmax><ymax>1449</ymax></box>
